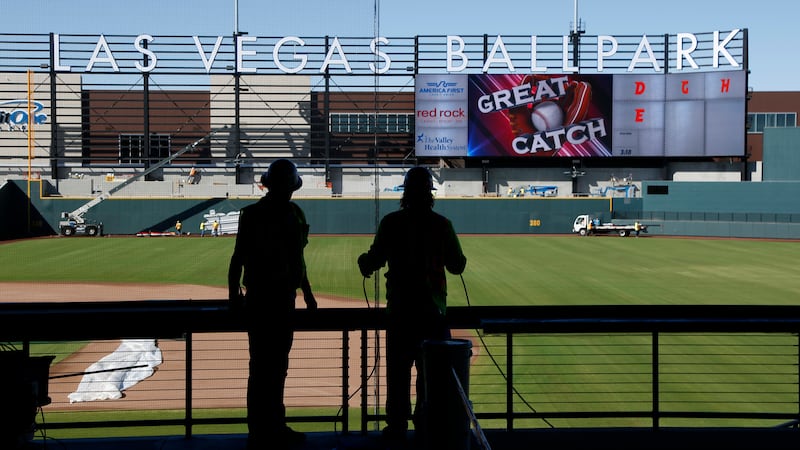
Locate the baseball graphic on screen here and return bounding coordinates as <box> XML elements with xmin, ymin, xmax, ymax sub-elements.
<box><xmin>530</xmin><ymin>101</ymin><xmax>564</xmax><ymax>131</ymax></box>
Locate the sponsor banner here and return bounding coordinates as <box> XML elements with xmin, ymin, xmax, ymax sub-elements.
<box><xmin>415</xmin><ymin>75</ymin><xmax>468</xmax><ymax>157</ymax></box>
<box><xmin>416</xmin><ymin>129</ymin><xmax>468</xmax><ymax>157</ymax></box>
<box><xmin>0</xmin><ymin>99</ymin><xmax>49</xmax><ymax>132</ymax></box>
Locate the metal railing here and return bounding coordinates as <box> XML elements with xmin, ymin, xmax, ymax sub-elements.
<box><xmin>2</xmin><ymin>302</ymin><xmax>800</xmax><ymax>438</ymax></box>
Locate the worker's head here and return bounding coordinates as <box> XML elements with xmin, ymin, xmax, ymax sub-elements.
<box><xmin>400</xmin><ymin>166</ymin><xmax>435</xmax><ymax>209</ymax></box>
<box><xmin>261</xmin><ymin>159</ymin><xmax>302</xmax><ymax>194</ymax></box>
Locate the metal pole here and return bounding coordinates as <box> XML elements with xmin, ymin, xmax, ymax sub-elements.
<box><xmin>234</xmin><ymin>33</ymin><xmax>241</xmax><ymax>173</ymax></box>
<box><xmin>49</xmin><ymin>33</ymin><xmax>59</xmax><ymax>185</ymax></box>
<box><xmin>571</xmin><ymin>0</ymin><xmax>581</xmax><ymax>69</ymax></box>
<box><xmin>27</xmin><ymin>69</ymin><xmax>33</xmax><ymax>234</ymax></box>
<box><xmin>573</xmin><ymin>0</ymin><xmax>578</xmax><ymax>35</ymax></box>
<box><xmin>234</xmin><ymin>0</ymin><xmax>239</xmax><ymax>35</ymax></box>
<box><xmin>742</xmin><ymin>28</ymin><xmax>750</xmax><ymax>182</ymax></box>
<box><xmin>143</xmin><ymin>40</ymin><xmax>151</xmax><ymax>177</ymax></box>
<box><xmin>324</xmin><ymin>46</ymin><xmax>331</xmax><ymax>186</ymax></box>
<box><xmin>506</xmin><ymin>333</ymin><xmax>514</xmax><ymax>431</ymax></box>
<box><xmin>370</xmin><ymin>3</ymin><xmax>384</xmax><ymax>430</ymax></box>
<box><xmin>360</xmin><ymin>328</ymin><xmax>369</xmax><ymax>433</ymax></box>
<box><xmin>232</xmin><ymin>0</ymin><xmax>242</xmax><ymax>183</ymax></box>
<box><xmin>341</xmin><ymin>329</ymin><xmax>349</xmax><ymax>433</ymax></box>
<box><xmin>652</xmin><ymin>332</ymin><xmax>660</xmax><ymax>429</ymax></box>
<box><xmin>185</xmin><ymin>332</ymin><xmax>193</xmax><ymax>438</ymax></box>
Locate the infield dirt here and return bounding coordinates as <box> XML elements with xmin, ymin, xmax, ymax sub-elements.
<box><xmin>1</xmin><ymin>282</ymin><xmax>475</xmax><ymax>412</ymax></box>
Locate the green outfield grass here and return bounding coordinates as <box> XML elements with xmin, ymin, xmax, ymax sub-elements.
<box><xmin>2</xmin><ymin>235</ymin><xmax>800</xmax><ymax>431</ymax></box>
<box><xmin>1</xmin><ymin>235</ymin><xmax>798</xmax><ymax>306</ymax></box>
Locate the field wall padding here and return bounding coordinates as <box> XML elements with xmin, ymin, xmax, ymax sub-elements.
<box><xmin>10</xmin><ymin>180</ymin><xmax>610</xmax><ymax>236</ymax></box>
<box><xmin>3</xmin><ymin>180</ymin><xmax>800</xmax><ymax>240</ymax></box>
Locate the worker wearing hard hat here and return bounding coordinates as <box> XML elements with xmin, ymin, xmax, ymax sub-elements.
<box><xmin>357</xmin><ymin>166</ymin><xmax>467</xmax><ymax>443</ymax></box>
<box><xmin>227</xmin><ymin>158</ymin><xmax>317</xmax><ymax>449</ymax></box>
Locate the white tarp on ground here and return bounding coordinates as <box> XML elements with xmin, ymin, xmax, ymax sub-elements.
<box><xmin>68</xmin><ymin>339</ymin><xmax>162</xmax><ymax>403</ymax></box>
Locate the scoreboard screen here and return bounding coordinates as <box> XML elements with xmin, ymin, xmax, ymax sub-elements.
<box><xmin>415</xmin><ymin>71</ymin><xmax>746</xmax><ymax>158</ymax></box>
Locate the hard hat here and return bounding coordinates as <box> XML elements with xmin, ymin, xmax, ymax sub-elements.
<box><xmin>403</xmin><ymin>166</ymin><xmax>435</xmax><ymax>192</ymax></box>
<box><xmin>261</xmin><ymin>159</ymin><xmax>302</xmax><ymax>191</ymax></box>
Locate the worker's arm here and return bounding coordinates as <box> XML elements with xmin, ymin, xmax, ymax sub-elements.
<box><xmin>358</xmin><ymin>219</ymin><xmax>389</xmax><ymax>278</ymax></box>
<box><xmin>227</xmin><ymin>210</ymin><xmax>247</xmax><ymax>309</ymax></box>
<box><xmin>444</xmin><ymin>220</ymin><xmax>467</xmax><ymax>275</ymax></box>
<box><xmin>294</xmin><ymin>204</ymin><xmax>316</xmax><ymax>310</ymax></box>
<box><xmin>227</xmin><ymin>253</ymin><xmax>244</xmax><ymax>310</ymax></box>
<box><xmin>301</xmin><ymin>275</ymin><xmax>317</xmax><ymax>310</ymax></box>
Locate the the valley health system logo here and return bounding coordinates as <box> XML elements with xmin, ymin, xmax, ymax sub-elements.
<box><xmin>0</xmin><ymin>100</ymin><xmax>48</xmax><ymax>132</ymax></box>
<box><xmin>415</xmin><ymin>74</ymin><xmax>468</xmax><ymax>157</ymax></box>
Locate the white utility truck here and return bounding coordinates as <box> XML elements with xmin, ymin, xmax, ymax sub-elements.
<box><xmin>572</xmin><ymin>214</ymin><xmax>646</xmax><ymax>237</ymax></box>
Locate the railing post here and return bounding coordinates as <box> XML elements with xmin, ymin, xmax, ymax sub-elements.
<box><xmin>185</xmin><ymin>332</ymin><xmax>193</xmax><ymax>439</ymax></box>
<box><xmin>652</xmin><ymin>332</ymin><xmax>659</xmax><ymax>430</ymax></box>
<box><xmin>342</xmin><ymin>329</ymin><xmax>349</xmax><ymax>433</ymax></box>
<box><xmin>360</xmin><ymin>328</ymin><xmax>369</xmax><ymax>433</ymax></box>
<box><xmin>506</xmin><ymin>332</ymin><xmax>514</xmax><ymax>431</ymax></box>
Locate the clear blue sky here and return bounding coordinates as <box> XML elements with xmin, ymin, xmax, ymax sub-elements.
<box><xmin>2</xmin><ymin>0</ymin><xmax>794</xmax><ymax>91</ymax></box>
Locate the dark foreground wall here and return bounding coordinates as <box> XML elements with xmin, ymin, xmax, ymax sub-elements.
<box><xmin>0</xmin><ymin>181</ymin><xmax>55</xmax><ymax>239</ymax></box>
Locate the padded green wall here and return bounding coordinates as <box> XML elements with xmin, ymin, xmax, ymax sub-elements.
<box><xmin>4</xmin><ymin>179</ymin><xmax>798</xmax><ymax>239</ymax></box>
<box><xmin>640</xmin><ymin>180</ymin><xmax>800</xmax><ymax>238</ymax></box>
<box><xmin>14</xmin><ymin>181</ymin><xmax>611</xmax><ymax>236</ymax></box>
<box><xmin>763</xmin><ymin>128</ymin><xmax>800</xmax><ymax>181</ymax></box>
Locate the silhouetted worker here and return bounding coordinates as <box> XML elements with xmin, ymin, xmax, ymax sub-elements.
<box><xmin>228</xmin><ymin>158</ymin><xmax>317</xmax><ymax>449</ymax></box>
<box><xmin>357</xmin><ymin>166</ymin><xmax>467</xmax><ymax>443</ymax></box>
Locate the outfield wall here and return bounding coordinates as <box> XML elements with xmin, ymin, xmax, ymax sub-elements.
<box><xmin>13</xmin><ymin>180</ymin><xmax>611</xmax><ymax>236</ymax></box>
<box><xmin>3</xmin><ymin>180</ymin><xmax>799</xmax><ymax>239</ymax></box>
<box><xmin>635</xmin><ymin>181</ymin><xmax>800</xmax><ymax>238</ymax></box>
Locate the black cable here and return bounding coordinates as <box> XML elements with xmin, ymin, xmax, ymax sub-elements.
<box><xmin>459</xmin><ymin>274</ymin><xmax>555</xmax><ymax>429</ymax></box>
<box><xmin>37</xmin><ymin>406</ymin><xmax>47</xmax><ymax>449</ymax></box>
<box><xmin>364</xmin><ymin>274</ymin><xmax>382</xmax><ymax>432</ymax></box>
<box><xmin>332</xmin><ymin>275</ymin><xmax>381</xmax><ymax>438</ymax></box>
<box><xmin>362</xmin><ymin>275</ymin><xmax>372</xmax><ymax>309</ymax></box>
<box><xmin>36</xmin><ymin>406</ymin><xmax>68</xmax><ymax>450</ymax></box>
